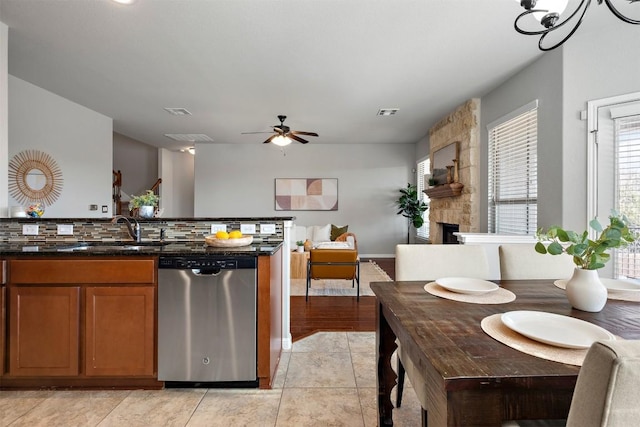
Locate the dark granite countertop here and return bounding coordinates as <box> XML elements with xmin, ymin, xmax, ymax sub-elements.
<box><xmin>0</xmin><ymin>241</ymin><xmax>283</xmax><ymax>257</ymax></box>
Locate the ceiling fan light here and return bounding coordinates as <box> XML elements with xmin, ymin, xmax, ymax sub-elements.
<box><xmin>272</xmin><ymin>135</ymin><xmax>292</xmax><ymax>147</ymax></box>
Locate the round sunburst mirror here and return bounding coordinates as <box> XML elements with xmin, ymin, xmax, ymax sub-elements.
<box><xmin>8</xmin><ymin>150</ymin><xmax>64</xmax><ymax>207</ymax></box>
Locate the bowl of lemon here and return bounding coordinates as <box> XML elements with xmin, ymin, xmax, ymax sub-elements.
<box><xmin>204</xmin><ymin>230</ymin><xmax>253</xmax><ymax>247</ymax></box>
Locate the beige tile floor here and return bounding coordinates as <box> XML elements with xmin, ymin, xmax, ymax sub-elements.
<box><xmin>0</xmin><ymin>332</ymin><xmax>421</xmax><ymax>426</ymax></box>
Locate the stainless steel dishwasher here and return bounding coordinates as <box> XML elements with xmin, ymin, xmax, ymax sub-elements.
<box><xmin>158</xmin><ymin>255</ymin><xmax>257</xmax><ymax>387</ymax></box>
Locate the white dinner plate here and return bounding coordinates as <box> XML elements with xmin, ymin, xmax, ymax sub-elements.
<box><xmin>501</xmin><ymin>310</ymin><xmax>615</xmax><ymax>349</ymax></box>
<box><xmin>600</xmin><ymin>278</ymin><xmax>640</xmax><ymax>293</ymax></box>
<box><xmin>435</xmin><ymin>277</ymin><xmax>499</xmax><ymax>295</ymax></box>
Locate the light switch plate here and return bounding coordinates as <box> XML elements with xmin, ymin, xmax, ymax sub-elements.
<box><xmin>240</xmin><ymin>224</ymin><xmax>256</xmax><ymax>234</ymax></box>
<box><xmin>261</xmin><ymin>223</ymin><xmax>276</xmax><ymax>234</ymax></box>
<box><xmin>211</xmin><ymin>224</ymin><xmax>227</xmax><ymax>234</ymax></box>
<box><xmin>22</xmin><ymin>224</ymin><xmax>39</xmax><ymax>235</ymax></box>
<box><xmin>57</xmin><ymin>224</ymin><xmax>74</xmax><ymax>235</ymax></box>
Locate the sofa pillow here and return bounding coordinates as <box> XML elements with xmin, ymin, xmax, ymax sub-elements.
<box><xmin>312</xmin><ymin>224</ymin><xmax>332</xmax><ymax>242</ymax></box>
<box><xmin>330</xmin><ymin>224</ymin><xmax>348</xmax><ymax>241</ymax></box>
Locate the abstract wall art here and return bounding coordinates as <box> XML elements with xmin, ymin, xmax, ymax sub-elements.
<box><xmin>274</xmin><ymin>178</ymin><xmax>338</xmax><ymax>211</ymax></box>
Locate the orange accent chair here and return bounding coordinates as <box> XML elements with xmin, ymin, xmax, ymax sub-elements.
<box><xmin>306</xmin><ymin>249</ymin><xmax>360</xmax><ymax>301</ymax></box>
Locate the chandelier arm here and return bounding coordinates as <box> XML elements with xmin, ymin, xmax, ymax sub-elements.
<box><xmin>603</xmin><ymin>0</ymin><xmax>640</xmax><ymax>24</ymax></box>
<box><xmin>514</xmin><ymin>0</ymin><xmax>591</xmax><ymax>35</ymax></box>
<box><xmin>538</xmin><ymin>1</ymin><xmax>592</xmax><ymax>50</ymax></box>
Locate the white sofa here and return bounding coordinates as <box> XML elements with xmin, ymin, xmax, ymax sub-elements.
<box><xmin>290</xmin><ymin>224</ymin><xmax>355</xmax><ymax>249</ymax></box>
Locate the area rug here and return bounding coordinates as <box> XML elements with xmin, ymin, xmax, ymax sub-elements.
<box><xmin>290</xmin><ymin>260</ymin><xmax>392</xmax><ymax>297</ymax></box>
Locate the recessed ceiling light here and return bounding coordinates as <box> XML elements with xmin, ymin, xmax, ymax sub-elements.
<box><xmin>164</xmin><ymin>107</ymin><xmax>192</xmax><ymax>116</ymax></box>
<box><xmin>377</xmin><ymin>108</ymin><xmax>399</xmax><ymax>116</ymax></box>
<box><xmin>164</xmin><ymin>134</ymin><xmax>213</xmax><ymax>142</ymax></box>
<box><xmin>111</xmin><ymin>0</ymin><xmax>136</xmax><ymax>5</ymax></box>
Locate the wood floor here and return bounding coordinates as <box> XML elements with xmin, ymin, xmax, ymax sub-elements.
<box><xmin>290</xmin><ymin>257</ymin><xmax>395</xmax><ymax>342</ymax></box>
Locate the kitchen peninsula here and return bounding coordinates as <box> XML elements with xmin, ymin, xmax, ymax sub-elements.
<box><xmin>0</xmin><ymin>216</ymin><xmax>292</xmax><ymax>390</ymax></box>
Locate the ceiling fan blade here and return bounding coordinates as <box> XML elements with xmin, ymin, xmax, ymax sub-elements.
<box><xmin>288</xmin><ymin>134</ymin><xmax>309</xmax><ymax>144</ymax></box>
<box><xmin>271</xmin><ymin>126</ymin><xmax>285</xmax><ymax>134</ymax></box>
<box><xmin>263</xmin><ymin>135</ymin><xmax>277</xmax><ymax>144</ymax></box>
<box><xmin>290</xmin><ymin>130</ymin><xmax>319</xmax><ymax>137</ymax></box>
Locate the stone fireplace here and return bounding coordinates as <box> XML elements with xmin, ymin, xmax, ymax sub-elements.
<box><xmin>428</xmin><ymin>99</ymin><xmax>481</xmax><ymax>244</ymax></box>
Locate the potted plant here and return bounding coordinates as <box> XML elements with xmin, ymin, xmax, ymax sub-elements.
<box><xmin>396</xmin><ymin>183</ymin><xmax>428</xmax><ymax>244</ymax></box>
<box><xmin>295</xmin><ymin>240</ymin><xmax>305</xmax><ymax>253</ymax></box>
<box><xmin>535</xmin><ymin>212</ymin><xmax>638</xmax><ymax>312</ymax></box>
<box><xmin>428</xmin><ymin>177</ymin><xmax>437</xmax><ymax>188</ymax></box>
<box><xmin>130</xmin><ymin>190</ymin><xmax>160</xmax><ymax>218</ymax></box>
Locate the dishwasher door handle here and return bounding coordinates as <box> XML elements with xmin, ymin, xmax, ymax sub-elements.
<box><xmin>191</xmin><ymin>268</ymin><xmax>222</xmax><ymax>276</ymax></box>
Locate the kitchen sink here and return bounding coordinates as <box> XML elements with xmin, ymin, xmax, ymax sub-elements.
<box><xmin>57</xmin><ymin>241</ymin><xmax>171</xmax><ymax>252</ymax></box>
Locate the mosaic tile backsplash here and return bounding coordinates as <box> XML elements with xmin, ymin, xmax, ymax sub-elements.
<box><xmin>0</xmin><ymin>217</ymin><xmax>289</xmax><ymax>245</ymax></box>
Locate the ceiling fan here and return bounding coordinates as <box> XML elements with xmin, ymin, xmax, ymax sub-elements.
<box><xmin>242</xmin><ymin>115</ymin><xmax>318</xmax><ymax>146</ymax></box>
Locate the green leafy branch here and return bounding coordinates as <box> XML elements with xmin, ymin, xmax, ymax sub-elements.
<box><xmin>535</xmin><ymin>213</ymin><xmax>638</xmax><ymax>270</ymax></box>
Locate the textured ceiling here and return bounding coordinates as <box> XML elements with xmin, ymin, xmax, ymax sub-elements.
<box><xmin>0</xmin><ymin>0</ymin><xmax>544</xmax><ymax>151</ymax></box>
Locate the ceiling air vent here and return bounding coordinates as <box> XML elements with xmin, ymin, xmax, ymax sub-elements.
<box><xmin>164</xmin><ymin>134</ymin><xmax>214</xmax><ymax>142</ymax></box>
<box><xmin>377</xmin><ymin>108</ymin><xmax>399</xmax><ymax>116</ymax></box>
<box><xmin>164</xmin><ymin>107</ymin><xmax>192</xmax><ymax>116</ymax></box>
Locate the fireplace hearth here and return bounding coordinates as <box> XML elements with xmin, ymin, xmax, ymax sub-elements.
<box><xmin>442</xmin><ymin>223</ymin><xmax>460</xmax><ymax>244</ymax></box>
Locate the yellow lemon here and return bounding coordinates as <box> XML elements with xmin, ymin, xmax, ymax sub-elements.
<box><xmin>228</xmin><ymin>230</ymin><xmax>243</xmax><ymax>239</ymax></box>
<box><xmin>215</xmin><ymin>230</ymin><xmax>229</xmax><ymax>239</ymax></box>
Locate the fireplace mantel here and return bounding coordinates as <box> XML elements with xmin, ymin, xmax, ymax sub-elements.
<box><xmin>424</xmin><ymin>183</ymin><xmax>464</xmax><ymax>199</ymax></box>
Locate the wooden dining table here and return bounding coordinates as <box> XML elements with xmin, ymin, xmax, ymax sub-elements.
<box><xmin>370</xmin><ymin>280</ymin><xmax>640</xmax><ymax>427</ymax></box>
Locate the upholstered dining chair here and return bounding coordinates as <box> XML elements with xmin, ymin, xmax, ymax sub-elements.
<box><xmin>504</xmin><ymin>339</ymin><xmax>640</xmax><ymax>427</ymax></box>
<box><xmin>394</xmin><ymin>244</ymin><xmax>492</xmax><ymax>416</ymax></box>
<box><xmin>566</xmin><ymin>339</ymin><xmax>640</xmax><ymax>426</ymax></box>
<box><xmin>499</xmin><ymin>243</ymin><xmax>575</xmax><ymax>280</ymax></box>
<box><xmin>306</xmin><ymin>248</ymin><xmax>360</xmax><ymax>301</ymax></box>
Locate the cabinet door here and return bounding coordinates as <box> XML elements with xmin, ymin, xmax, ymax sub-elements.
<box><xmin>85</xmin><ymin>286</ymin><xmax>155</xmax><ymax>377</ymax></box>
<box><xmin>9</xmin><ymin>286</ymin><xmax>80</xmax><ymax>376</ymax></box>
<box><xmin>1</xmin><ymin>286</ymin><xmax>5</xmax><ymax>376</ymax></box>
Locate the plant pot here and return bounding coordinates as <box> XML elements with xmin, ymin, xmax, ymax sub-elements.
<box><xmin>565</xmin><ymin>268</ymin><xmax>608</xmax><ymax>312</ymax></box>
<box><xmin>297</xmin><ymin>246</ymin><xmax>304</xmax><ymax>253</ymax></box>
<box><xmin>138</xmin><ymin>205</ymin><xmax>155</xmax><ymax>218</ymax></box>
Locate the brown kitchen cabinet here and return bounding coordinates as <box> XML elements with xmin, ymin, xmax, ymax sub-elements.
<box><xmin>8</xmin><ymin>286</ymin><xmax>80</xmax><ymax>376</ymax></box>
<box><xmin>1</xmin><ymin>259</ymin><xmax>6</xmax><ymax>377</ymax></box>
<box><xmin>3</xmin><ymin>257</ymin><xmax>160</xmax><ymax>389</ymax></box>
<box><xmin>85</xmin><ymin>286</ymin><xmax>155</xmax><ymax>376</ymax></box>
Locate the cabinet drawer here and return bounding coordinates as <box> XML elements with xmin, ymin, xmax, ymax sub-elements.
<box><xmin>9</xmin><ymin>259</ymin><xmax>156</xmax><ymax>284</ymax></box>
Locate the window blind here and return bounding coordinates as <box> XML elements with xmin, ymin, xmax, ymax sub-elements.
<box><xmin>488</xmin><ymin>104</ymin><xmax>538</xmax><ymax>235</ymax></box>
<box><xmin>416</xmin><ymin>158</ymin><xmax>430</xmax><ymax>239</ymax></box>
<box><xmin>615</xmin><ymin>114</ymin><xmax>640</xmax><ymax>279</ymax></box>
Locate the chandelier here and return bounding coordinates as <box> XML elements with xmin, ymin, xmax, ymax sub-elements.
<box><xmin>514</xmin><ymin>0</ymin><xmax>640</xmax><ymax>51</ymax></box>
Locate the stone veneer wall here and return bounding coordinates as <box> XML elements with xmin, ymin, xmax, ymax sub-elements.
<box><xmin>428</xmin><ymin>99</ymin><xmax>481</xmax><ymax>244</ymax></box>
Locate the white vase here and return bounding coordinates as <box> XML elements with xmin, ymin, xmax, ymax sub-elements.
<box><xmin>138</xmin><ymin>205</ymin><xmax>155</xmax><ymax>218</ymax></box>
<box><xmin>565</xmin><ymin>268</ymin><xmax>608</xmax><ymax>312</ymax></box>
<box><xmin>297</xmin><ymin>246</ymin><xmax>304</xmax><ymax>253</ymax></box>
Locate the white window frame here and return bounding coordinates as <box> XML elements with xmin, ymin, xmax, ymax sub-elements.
<box><xmin>487</xmin><ymin>100</ymin><xmax>539</xmax><ymax>235</ymax></box>
<box><xmin>416</xmin><ymin>157</ymin><xmax>430</xmax><ymax>239</ymax></box>
<box><xmin>587</xmin><ymin>92</ymin><xmax>640</xmax><ymax>279</ymax></box>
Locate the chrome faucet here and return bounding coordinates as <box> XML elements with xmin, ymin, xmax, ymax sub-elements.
<box><xmin>112</xmin><ymin>215</ymin><xmax>142</xmax><ymax>242</ymax></box>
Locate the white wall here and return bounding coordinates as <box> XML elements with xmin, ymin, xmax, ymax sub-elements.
<box><xmin>194</xmin><ymin>142</ymin><xmax>416</xmax><ymax>256</ymax></box>
<box><xmin>561</xmin><ymin>18</ymin><xmax>640</xmax><ymax>231</ymax></box>
<box><xmin>8</xmin><ymin>76</ymin><xmax>112</xmax><ymax>218</ymax></box>
<box><xmin>480</xmin><ymin>49</ymin><xmax>564</xmax><ymax>231</ymax></box>
<box><xmin>113</xmin><ymin>132</ymin><xmax>159</xmax><ymax>198</ymax></box>
<box><xmin>1</xmin><ymin>22</ymin><xmax>8</xmax><ymax>217</ymax></box>
<box><xmin>159</xmin><ymin>148</ymin><xmax>194</xmax><ymax>218</ymax></box>
<box><xmin>469</xmin><ymin>18</ymin><xmax>639</xmax><ymax>233</ymax></box>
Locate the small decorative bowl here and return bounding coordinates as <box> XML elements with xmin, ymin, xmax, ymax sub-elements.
<box><xmin>204</xmin><ymin>235</ymin><xmax>253</xmax><ymax>247</ymax></box>
<box><xmin>26</xmin><ymin>203</ymin><xmax>45</xmax><ymax>218</ymax></box>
